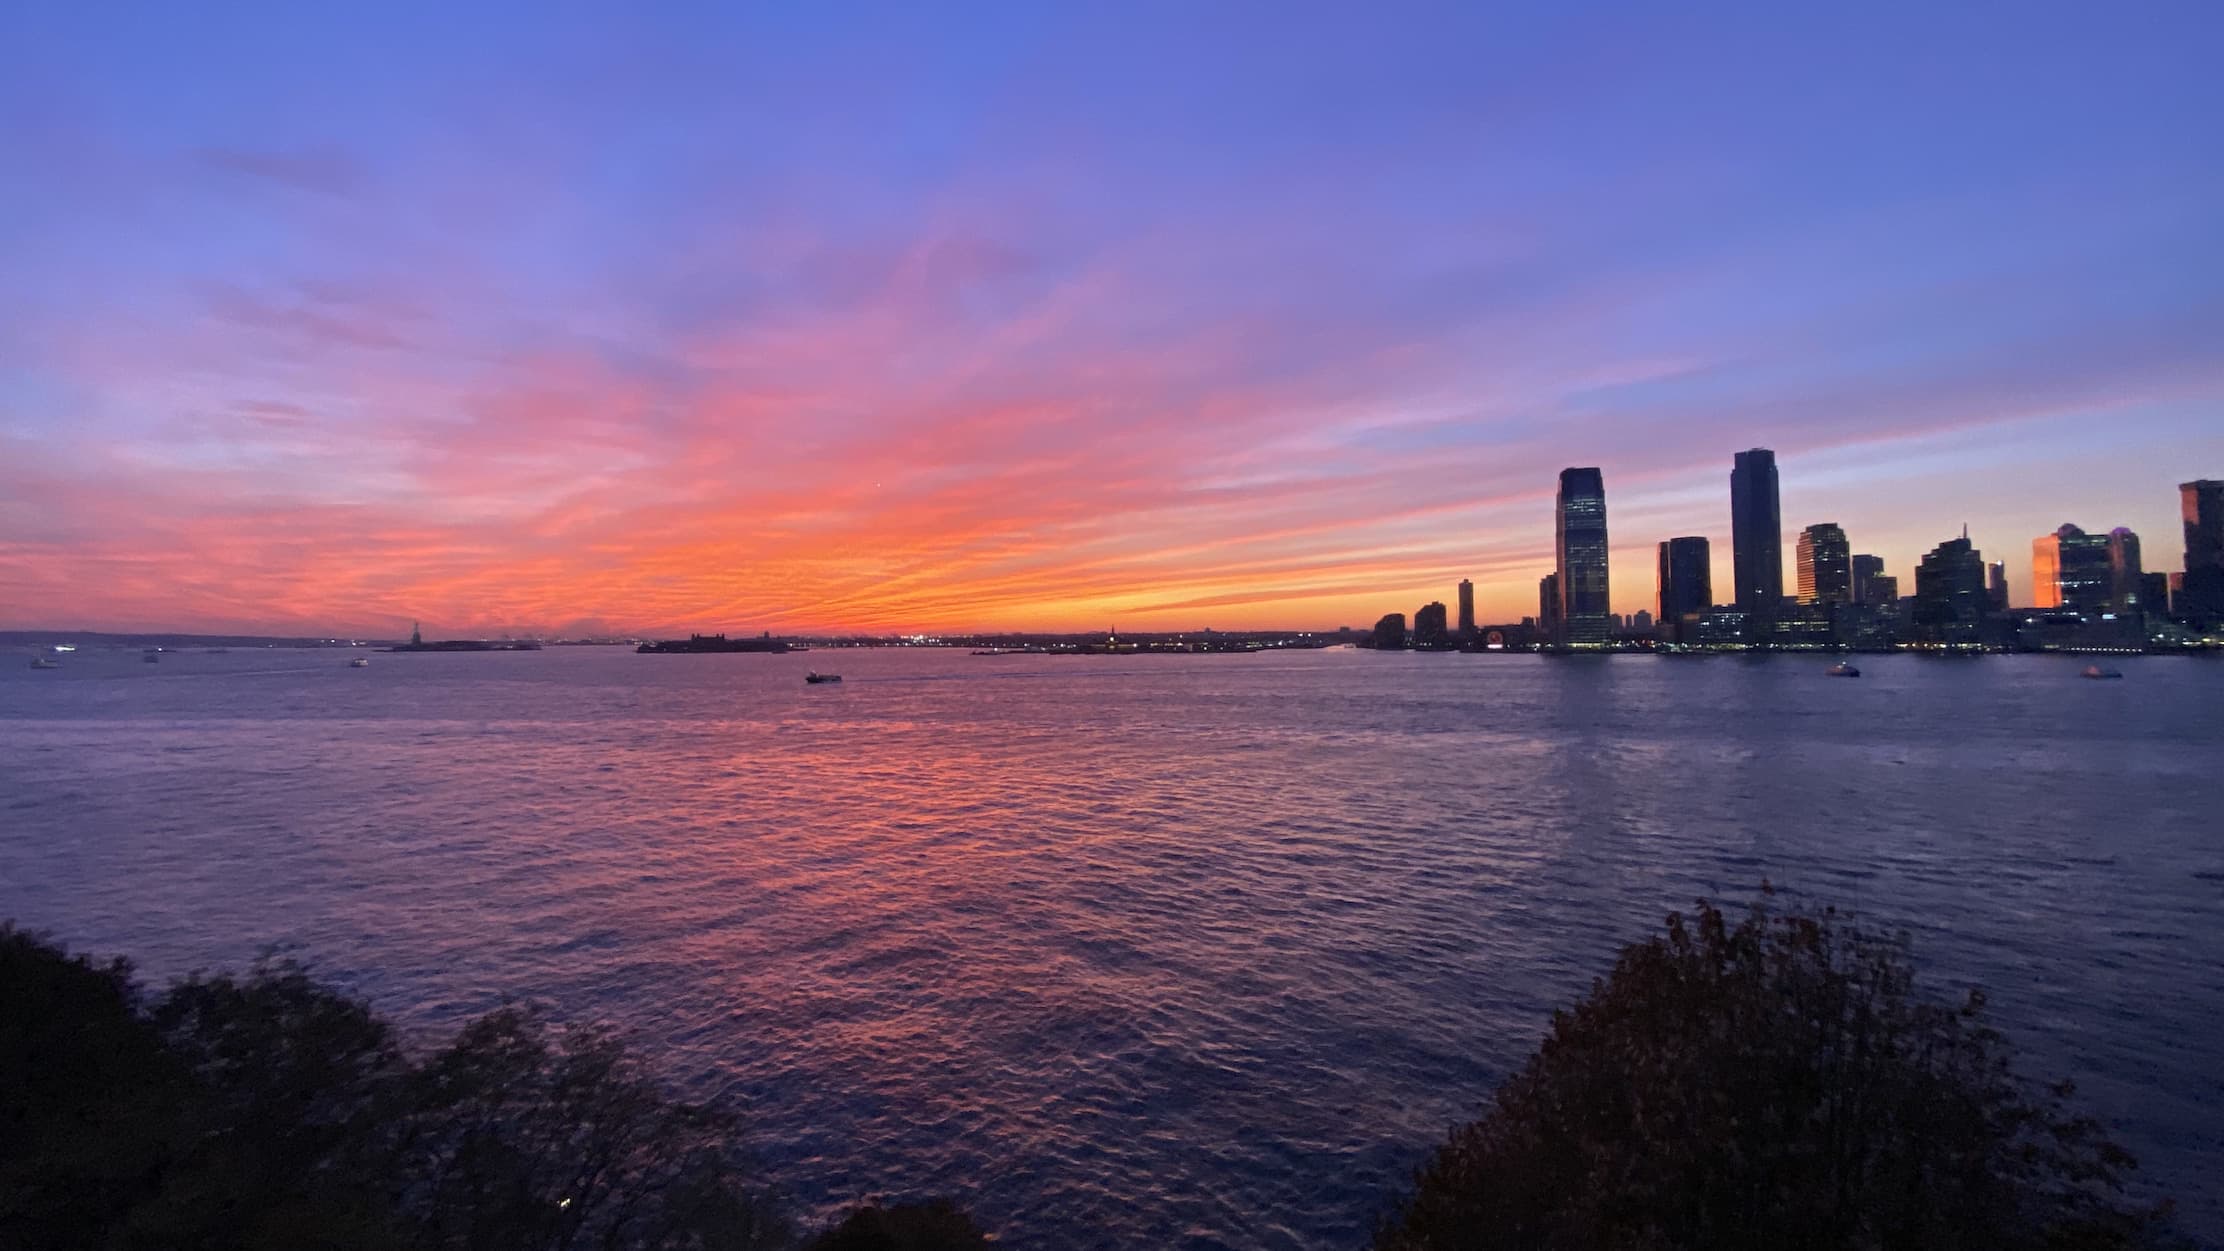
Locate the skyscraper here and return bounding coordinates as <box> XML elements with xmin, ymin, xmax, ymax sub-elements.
<box><xmin>2032</xmin><ymin>524</ymin><xmax>2110</xmax><ymax>611</ymax></box>
<box><xmin>1850</xmin><ymin>554</ymin><xmax>1887</xmax><ymax>605</ymax></box>
<box><xmin>1730</xmin><ymin>449</ymin><xmax>1782</xmax><ymax>624</ymax></box>
<box><xmin>1413</xmin><ymin>601</ymin><xmax>1450</xmax><ymax>649</ymax></box>
<box><xmin>2181</xmin><ymin>480</ymin><xmax>2224</xmax><ymax>626</ymax></box>
<box><xmin>1456</xmin><ymin>579</ymin><xmax>1475</xmax><ymax>639</ymax></box>
<box><xmin>2185</xmin><ymin>480</ymin><xmax>2224</xmax><ymax>571</ymax></box>
<box><xmin>1656</xmin><ymin>536</ymin><xmax>1711</xmax><ymax>644</ymax></box>
<box><xmin>1795</xmin><ymin>522</ymin><xmax>1851</xmax><ymax>604</ymax></box>
<box><xmin>1554</xmin><ymin>468</ymin><xmax>1610</xmax><ymax>646</ymax></box>
<box><xmin>1986</xmin><ymin>561</ymin><xmax>2009</xmax><ymax>612</ymax></box>
<box><xmin>1914</xmin><ymin>535</ymin><xmax>1987</xmax><ymax>644</ymax></box>
<box><xmin>1537</xmin><ymin>573</ymin><xmax>1560</xmax><ymax>643</ymax></box>
<box><xmin>2107</xmin><ymin>528</ymin><xmax>2144</xmax><ymax>611</ymax></box>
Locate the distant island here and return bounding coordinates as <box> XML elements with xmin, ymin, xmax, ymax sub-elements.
<box><xmin>637</xmin><ymin>632</ymin><xmax>793</xmax><ymax>654</ymax></box>
<box><xmin>384</xmin><ymin>622</ymin><xmax>542</xmax><ymax>652</ymax></box>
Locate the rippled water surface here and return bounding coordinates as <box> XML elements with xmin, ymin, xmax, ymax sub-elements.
<box><xmin>3</xmin><ymin>646</ymin><xmax>2221</xmax><ymax>1247</ymax></box>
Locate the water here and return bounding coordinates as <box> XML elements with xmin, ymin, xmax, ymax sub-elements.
<box><xmin>2</xmin><ymin>646</ymin><xmax>2220</xmax><ymax>1247</ymax></box>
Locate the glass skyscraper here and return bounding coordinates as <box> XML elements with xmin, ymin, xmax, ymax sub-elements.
<box><xmin>2032</xmin><ymin>524</ymin><xmax>2110</xmax><ymax>611</ymax></box>
<box><xmin>1554</xmin><ymin>467</ymin><xmax>1610</xmax><ymax>646</ymax></box>
<box><xmin>1656</xmin><ymin>536</ymin><xmax>1711</xmax><ymax>643</ymax></box>
<box><xmin>1730</xmin><ymin>449</ymin><xmax>1782</xmax><ymax>622</ymax></box>
<box><xmin>1914</xmin><ymin>535</ymin><xmax>1987</xmax><ymax>644</ymax></box>
<box><xmin>2182</xmin><ymin>480</ymin><xmax>2224</xmax><ymax>626</ymax></box>
<box><xmin>1795</xmin><ymin>522</ymin><xmax>1851</xmax><ymax>604</ymax></box>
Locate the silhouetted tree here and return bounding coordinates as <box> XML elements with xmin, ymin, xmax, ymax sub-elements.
<box><xmin>803</xmin><ymin>1200</ymin><xmax>993</xmax><ymax>1251</ymax></box>
<box><xmin>1374</xmin><ymin>896</ymin><xmax>2180</xmax><ymax>1251</ymax></box>
<box><xmin>1</xmin><ymin>929</ymin><xmax>793</xmax><ymax>1251</ymax></box>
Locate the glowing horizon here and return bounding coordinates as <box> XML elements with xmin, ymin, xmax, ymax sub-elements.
<box><xmin>5</xmin><ymin>7</ymin><xmax>2221</xmax><ymax>637</ymax></box>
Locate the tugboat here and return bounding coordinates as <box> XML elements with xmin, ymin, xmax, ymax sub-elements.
<box><xmin>804</xmin><ymin>671</ymin><xmax>842</xmax><ymax>685</ymax></box>
<box><xmin>1825</xmin><ymin>661</ymin><xmax>1860</xmax><ymax>677</ymax></box>
<box><xmin>2080</xmin><ymin>664</ymin><xmax>2123</xmax><ymax>680</ymax></box>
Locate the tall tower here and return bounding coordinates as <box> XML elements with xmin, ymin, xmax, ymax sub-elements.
<box><xmin>2032</xmin><ymin>524</ymin><xmax>2110</xmax><ymax>611</ymax></box>
<box><xmin>1850</xmin><ymin>554</ymin><xmax>1886</xmax><ymax>605</ymax></box>
<box><xmin>1730</xmin><ymin>449</ymin><xmax>1782</xmax><ymax>623</ymax></box>
<box><xmin>1456</xmin><ymin>579</ymin><xmax>1475</xmax><ymax>639</ymax></box>
<box><xmin>2107</xmin><ymin>528</ymin><xmax>2144</xmax><ymax>610</ymax></box>
<box><xmin>1554</xmin><ymin>467</ymin><xmax>1610</xmax><ymax>646</ymax></box>
<box><xmin>2181</xmin><ymin>480</ymin><xmax>2224</xmax><ymax>626</ymax></box>
<box><xmin>1914</xmin><ymin>536</ymin><xmax>1987</xmax><ymax>644</ymax></box>
<box><xmin>1656</xmin><ymin>537</ymin><xmax>1711</xmax><ymax>644</ymax></box>
<box><xmin>1795</xmin><ymin>523</ymin><xmax>1851</xmax><ymax>604</ymax></box>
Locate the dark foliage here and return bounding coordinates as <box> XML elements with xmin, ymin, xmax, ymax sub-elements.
<box><xmin>803</xmin><ymin>1200</ymin><xmax>994</xmax><ymax>1250</ymax></box>
<box><xmin>1374</xmin><ymin>897</ymin><xmax>2181</xmax><ymax>1251</ymax></box>
<box><xmin>1</xmin><ymin>925</ymin><xmax>800</xmax><ymax>1251</ymax></box>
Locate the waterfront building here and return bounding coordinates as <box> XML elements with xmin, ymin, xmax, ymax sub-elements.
<box><xmin>1413</xmin><ymin>601</ymin><xmax>1451</xmax><ymax>649</ymax></box>
<box><xmin>2106</xmin><ymin>528</ymin><xmax>2144</xmax><ymax>611</ymax></box>
<box><xmin>1867</xmin><ymin>574</ymin><xmax>1898</xmax><ymax>604</ymax></box>
<box><xmin>2141</xmin><ymin>571</ymin><xmax>2170</xmax><ymax>616</ymax></box>
<box><xmin>1370</xmin><ymin>613</ymin><xmax>1408</xmax><ymax>650</ymax></box>
<box><xmin>1795</xmin><ymin>523</ymin><xmax>1851</xmax><ymax>604</ymax></box>
<box><xmin>2181</xmin><ymin>480</ymin><xmax>2224</xmax><ymax>626</ymax></box>
<box><xmin>1986</xmin><ymin>561</ymin><xmax>2009</xmax><ymax>612</ymax></box>
<box><xmin>1456</xmin><ymin>579</ymin><xmax>1475</xmax><ymax>639</ymax></box>
<box><xmin>2032</xmin><ymin>524</ymin><xmax>2111</xmax><ymax>611</ymax></box>
<box><xmin>1730</xmin><ymin>449</ymin><xmax>1783</xmax><ymax>626</ymax></box>
<box><xmin>1554</xmin><ymin>468</ymin><xmax>1611</xmax><ymax>646</ymax></box>
<box><xmin>1656</xmin><ymin>537</ymin><xmax>1712</xmax><ymax>644</ymax></box>
<box><xmin>1850</xmin><ymin>554</ymin><xmax>1887</xmax><ymax>605</ymax></box>
<box><xmin>1914</xmin><ymin>534</ymin><xmax>1988</xmax><ymax>644</ymax></box>
<box><xmin>1538</xmin><ymin>573</ymin><xmax>1560</xmax><ymax>643</ymax></box>
<box><xmin>1631</xmin><ymin>608</ymin><xmax>1653</xmax><ymax>634</ymax></box>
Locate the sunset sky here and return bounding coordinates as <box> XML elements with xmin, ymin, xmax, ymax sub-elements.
<box><xmin>4</xmin><ymin>4</ymin><xmax>2221</xmax><ymax>636</ymax></box>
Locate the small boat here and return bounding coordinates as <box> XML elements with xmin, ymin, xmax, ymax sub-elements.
<box><xmin>2080</xmin><ymin>664</ymin><xmax>2123</xmax><ymax>680</ymax></box>
<box><xmin>804</xmin><ymin>671</ymin><xmax>842</xmax><ymax>684</ymax></box>
<box><xmin>1825</xmin><ymin>662</ymin><xmax>1860</xmax><ymax>677</ymax></box>
<box><xmin>142</xmin><ymin>649</ymin><xmax>162</xmax><ymax>664</ymax></box>
<box><xmin>29</xmin><ymin>656</ymin><xmax>59</xmax><ymax>669</ymax></box>
<box><xmin>349</xmin><ymin>656</ymin><xmax>371</xmax><ymax>668</ymax></box>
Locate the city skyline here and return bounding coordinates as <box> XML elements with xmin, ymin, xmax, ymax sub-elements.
<box><xmin>4</xmin><ymin>6</ymin><xmax>2222</xmax><ymax>637</ymax></box>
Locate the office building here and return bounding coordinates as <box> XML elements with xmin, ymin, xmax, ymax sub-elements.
<box><xmin>2181</xmin><ymin>480</ymin><xmax>2224</xmax><ymax>626</ymax></box>
<box><xmin>1554</xmin><ymin>467</ymin><xmax>1611</xmax><ymax>646</ymax></box>
<box><xmin>1730</xmin><ymin>449</ymin><xmax>1783</xmax><ymax>623</ymax></box>
<box><xmin>1986</xmin><ymin>561</ymin><xmax>2009</xmax><ymax>612</ymax></box>
<box><xmin>2032</xmin><ymin>524</ymin><xmax>2111</xmax><ymax>611</ymax></box>
<box><xmin>1413</xmin><ymin>601</ymin><xmax>1450</xmax><ymax>649</ymax></box>
<box><xmin>1538</xmin><ymin>573</ymin><xmax>1560</xmax><ymax>643</ymax></box>
<box><xmin>1795</xmin><ymin>523</ymin><xmax>1851</xmax><ymax>604</ymax></box>
<box><xmin>2141</xmin><ymin>572</ymin><xmax>2170</xmax><ymax>616</ymax></box>
<box><xmin>2106</xmin><ymin>528</ymin><xmax>2144</xmax><ymax>611</ymax></box>
<box><xmin>1914</xmin><ymin>534</ymin><xmax>1988</xmax><ymax>644</ymax></box>
<box><xmin>1630</xmin><ymin>608</ymin><xmax>1653</xmax><ymax>634</ymax></box>
<box><xmin>1456</xmin><ymin>579</ymin><xmax>1475</xmax><ymax>639</ymax></box>
<box><xmin>1656</xmin><ymin>536</ymin><xmax>1712</xmax><ymax>644</ymax></box>
<box><xmin>1850</xmin><ymin>554</ymin><xmax>1887</xmax><ymax>605</ymax></box>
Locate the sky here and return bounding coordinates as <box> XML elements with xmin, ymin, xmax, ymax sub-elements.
<box><xmin>4</xmin><ymin>3</ymin><xmax>2221</xmax><ymax>637</ymax></box>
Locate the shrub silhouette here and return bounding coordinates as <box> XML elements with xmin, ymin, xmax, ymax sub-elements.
<box><xmin>1</xmin><ymin>925</ymin><xmax>792</xmax><ymax>1250</ymax></box>
<box><xmin>1373</xmin><ymin>897</ymin><xmax>2178</xmax><ymax>1251</ymax></box>
<box><xmin>803</xmin><ymin>1200</ymin><xmax>993</xmax><ymax>1250</ymax></box>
